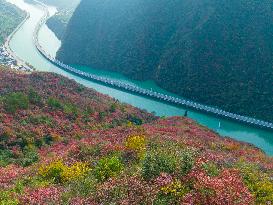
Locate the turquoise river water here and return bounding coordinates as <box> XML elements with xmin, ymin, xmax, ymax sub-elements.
<box><xmin>6</xmin><ymin>0</ymin><xmax>273</xmax><ymax>155</ymax></box>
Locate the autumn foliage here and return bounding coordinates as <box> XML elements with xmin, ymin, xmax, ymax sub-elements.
<box><xmin>0</xmin><ymin>68</ymin><xmax>272</xmax><ymax>204</ymax></box>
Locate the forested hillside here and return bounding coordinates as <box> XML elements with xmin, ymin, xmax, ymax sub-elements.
<box><xmin>43</xmin><ymin>0</ymin><xmax>80</xmax><ymax>40</ymax></box>
<box><xmin>0</xmin><ymin>67</ymin><xmax>272</xmax><ymax>204</ymax></box>
<box><xmin>0</xmin><ymin>0</ymin><xmax>25</xmax><ymax>45</ymax></box>
<box><xmin>46</xmin><ymin>10</ymin><xmax>73</xmax><ymax>40</ymax></box>
<box><xmin>57</xmin><ymin>0</ymin><xmax>273</xmax><ymax>123</ymax></box>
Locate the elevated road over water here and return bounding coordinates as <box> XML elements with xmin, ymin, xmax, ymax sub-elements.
<box><xmin>37</xmin><ymin>50</ymin><xmax>273</xmax><ymax>131</ymax></box>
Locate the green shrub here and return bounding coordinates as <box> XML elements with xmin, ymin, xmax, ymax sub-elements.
<box><xmin>98</xmin><ymin>111</ymin><xmax>106</xmax><ymax>121</ymax></box>
<box><xmin>180</xmin><ymin>150</ymin><xmax>195</xmax><ymax>176</ymax></box>
<box><xmin>47</xmin><ymin>97</ymin><xmax>63</xmax><ymax>110</ymax></box>
<box><xmin>94</xmin><ymin>156</ymin><xmax>124</xmax><ymax>182</ymax></box>
<box><xmin>22</xmin><ymin>176</ymin><xmax>52</xmax><ymax>189</ymax></box>
<box><xmin>84</xmin><ymin>106</ymin><xmax>94</xmax><ymax>115</ymax></box>
<box><xmin>43</xmin><ymin>134</ymin><xmax>54</xmax><ymax>145</ymax></box>
<box><xmin>76</xmin><ymin>84</ymin><xmax>85</xmax><ymax>93</ymax></box>
<box><xmin>73</xmin><ymin>143</ymin><xmax>103</xmax><ymax>161</ymax></box>
<box><xmin>18</xmin><ymin>147</ymin><xmax>39</xmax><ymax>167</ymax></box>
<box><xmin>3</xmin><ymin>92</ymin><xmax>29</xmax><ymax>113</ymax></box>
<box><xmin>0</xmin><ymin>190</ymin><xmax>19</xmax><ymax>205</ymax></box>
<box><xmin>127</xmin><ymin>114</ymin><xmax>143</xmax><ymax>125</ymax></box>
<box><xmin>1</xmin><ymin>146</ymin><xmax>39</xmax><ymax>167</ymax></box>
<box><xmin>27</xmin><ymin>115</ymin><xmax>53</xmax><ymax>126</ymax></box>
<box><xmin>109</xmin><ymin>103</ymin><xmax>117</xmax><ymax>113</ymax></box>
<box><xmin>63</xmin><ymin>103</ymin><xmax>78</xmax><ymax>118</ymax></box>
<box><xmin>202</xmin><ymin>162</ymin><xmax>220</xmax><ymax>177</ymax></box>
<box><xmin>61</xmin><ymin>174</ymin><xmax>97</xmax><ymax>203</ymax></box>
<box><xmin>82</xmin><ymin>106</ymin><xmax>94</xmax><ymax>123</ymax></box>
<box><xmin>28</xmin><ymin>88</ymin><xmax>41</xmax><ymax>105</ymax></box>
<box><xmin>15</xmin><ymin>131</ymin><xmax>35</xmax><ymax>149</ymax></box>
<box><xmin>110</xmin><ymin>119</ymin><xmax>122</xmax><ymax>128</ymax></box>
<box><xmin>142</xmin><ymin>151</ymin><xmax>176</xmax><ymax>181</ymax></box>
<box><xmin>0</xmin><ymin>180</ymin><xmax>24</xmax><ymax>204</ymax></box>
<box><xmin>0</xmin><ymin>149</ymin><xmax>13</xmax><ymax>167</ymax></box>
<box><xmin>34</xmin><ymin>137</ymin><xmax>44</xmax><ymax>148</ymax></box>
<box><xmin>0</xmin><ymin>131</ymin><xmax>10</xmax><ymax>149</ymax></box>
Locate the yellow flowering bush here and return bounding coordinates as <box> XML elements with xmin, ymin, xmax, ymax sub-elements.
<box><xmin>51</xmin><ymin>134</ymin><xmax>63</xmax><ymax>143</ymax></box>
<box><xmin>223</xmin><ymin>143</ymin><xmax>241</xmax><ymax>151</ymax></box>
<box><xmin>125</xmin><ymin>135</ymin><xmax>146</xmax><ymax>159</ymax></box>
<box><xmin>94</xmin><ymin>156</ymin><xmax>123</xmax><ymax>182</ymax></box>
<box><xmin>236</xmin><ymin>162</ymin><xmax>273</xmax><ymax>204</ymax></box>
<box><xmin>161</xmin><ymin>180</ymin><xmax>189</xmax><ymax>198</ymax></box>
<box><xmin>127</xmin><ymin>121</ymin><xmax>133</xmax><ymax>127</ymax></box>
<box><xmin>38</xmin><ymin>160</ymin><xmax>65</xmax><ymax>183</ymax></box>
<box><xmin>61</xmin><ymin>162</ymin><xmax>91</xmax><ymax>182</ymax></box>
<box><xmin>0</xmin><ymin>190</ymin><xmax>19</xmax><ymax>205</ymax></box>
<box><xmin>38</xmin><ymin>160</ymin><xmax>91</xmax><ymax>183</ymax></box>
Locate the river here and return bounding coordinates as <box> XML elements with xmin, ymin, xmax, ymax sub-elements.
<box><xmin>6</xmin><ymin>0</ymin><xmax>273</xmax><ymax>155</ymax></box>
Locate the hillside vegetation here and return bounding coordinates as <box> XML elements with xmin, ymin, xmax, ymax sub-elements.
<box><xmin>0</xmin><ymin>0</ymin><xmax>25</xmax><ymax>45</ymax></box>
<box><xmin>46</xmin><ymin>9</ymin><xmax>75</xmax><ymax>40</ymax></box>
<box><xmin>0</xmin><ymin>67</ymin><xmax>272</xmax><ymax>204</ymax></box>
<box><xmin>43</xmin><ymin>0</ymin><xmax>80</xmax><ymax>40</ymax></box>
<box><xmin>57</xmin><ymin>0</ymin><xmax>273</xmax><ymax>123</ymax></box>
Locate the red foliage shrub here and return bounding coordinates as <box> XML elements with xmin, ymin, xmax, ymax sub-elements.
<box><xmin>186</xmin><ymin>169</ymin><xmax>254</xmax><ymax>205</ymax></box>
<box><xmin>20</xmin><ymin>186</ymin><xmax>62</xmax><ymax>205</ymax></box>
<box><xmin>0</xmin><ymin>165</ymin><xmax>26</xmax><ymax>188</ymax></box>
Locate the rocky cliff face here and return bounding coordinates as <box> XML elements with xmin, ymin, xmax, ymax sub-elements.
<box><xmin>57</xmin><ymin>0</ymin><xmax>273</xmax><ymax>122</ymax></box>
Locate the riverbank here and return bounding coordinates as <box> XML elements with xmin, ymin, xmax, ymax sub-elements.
<box><xmin>2</xmin><ymin>12</ymin><xmax>33</xmax><ymax>72</ymax></box>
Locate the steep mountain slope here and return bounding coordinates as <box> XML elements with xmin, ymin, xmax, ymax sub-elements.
<box><xmin>43</xmin><ymin>0</ymin><xmax>80</xmax><ymax>40</ymax></box>
<box><xmin>57</xmin><ymin>0</ymin><xmax>273</xmax><ymax>123</ymax></box>
<box><xmin>46</xmin><ymin>9</ymin><xmax>74</xmax><ymax>40</ymax></box>
<box><xmin>0</xmin><ymin>67</ymin><xmax>272</xmax><ymax>204</ymax></box>
<box><xmin>0</xmin><ymin>0</ymin><xmax>25</xmax><ymax>45</ymax></box>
